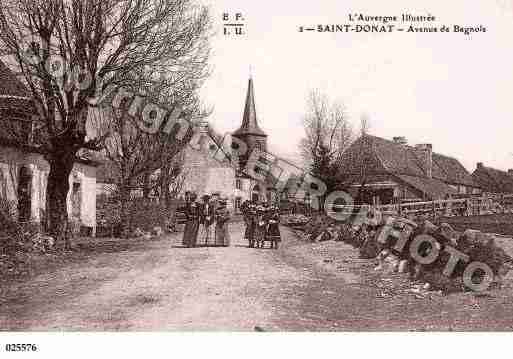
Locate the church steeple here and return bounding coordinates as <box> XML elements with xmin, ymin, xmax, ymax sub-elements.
<box><xmin>233</xmin><ymin>77</ymin><xmax>267</xmax><ymax>137</ymax></box>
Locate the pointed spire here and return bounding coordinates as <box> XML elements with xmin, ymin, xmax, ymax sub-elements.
<box><xmin>233</xmin><ymin>76</ymin><xmax>267</xmax><ymax>137</ymax></box>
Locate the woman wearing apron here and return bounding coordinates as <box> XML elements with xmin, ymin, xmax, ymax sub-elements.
<box><xmin>182</xmin><ymin>192</ymin><xmax>200</xmax><ymax>247</ymax></box>
<box><xmin>214</xmin><ymin>200</ymin><xmax>231</xmax><ymax>247</ymax></box>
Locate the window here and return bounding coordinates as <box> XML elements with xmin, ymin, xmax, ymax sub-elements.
<box><xmin>256</xmin><ymin>140</ymin><xmax>265</xmax><ymax>151</ymax></box>
<box><xmin>235</xmin><ymin>197</ymin><xmax>242</xmax><ymax>212</ymax></box>
<box><xmin>0</xmin><ymin>170</ymin><xmax>6</xmax><ymax>199</ymax></box>
<box><xmin>236</xmin><ymin>179</ymin><xmax>242</xmax><ymax>190</ymax></box>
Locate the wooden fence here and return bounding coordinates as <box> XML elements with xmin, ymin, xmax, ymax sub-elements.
<box><xmin>327</xmin><ymin>194</ymin><xmax>513</xmax><ymax>219</ymax></box>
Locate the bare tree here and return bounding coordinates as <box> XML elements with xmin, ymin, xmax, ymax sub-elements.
<box><xmin>299</xmin><ymin>89</ymin><xmax>354</xmax><ymax>206</ymax></box>
<box><xmin>0</xmin><ymin>0</ymin><xmax>212</xmax><ymax>243</ymax></box>
<box><xmin>154</xmin><ymin>150</ymin><xmax>188</xmax><ymax>205</ymax></box>
<box><xmin>354</xmin><ymin>113</ymin><xmax>372</xmax><ymax>204</ymax></box>
<box><xmin>92</xmin><ymin>93</ymin><xmax>203</xmax><ymax>235</ymax></box>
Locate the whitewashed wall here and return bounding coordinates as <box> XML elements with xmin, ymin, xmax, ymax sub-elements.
<box><xmin>0</xmin><ymin>145</ymin><xmax>97</xmax><ymax>234</ymax></box>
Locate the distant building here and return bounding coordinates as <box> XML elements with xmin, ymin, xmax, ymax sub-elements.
<box><xmin>471</xmin><ymin>162</ymin><xmax>513</xmax><ymax>194</ymax></box>
<box><xmin>0</xmin><ymin>60</ymin><xmax>99</xmax><ymax>233</ymax></box>
<box><xmin>338</xmin><ymin>134</ymin><xmax>481</xmax><ymax>204</ymax></box>
<box><xmin>180</xmin><ymin>122</ymin><xmax>238</xmax><ymax>207</ymax></box>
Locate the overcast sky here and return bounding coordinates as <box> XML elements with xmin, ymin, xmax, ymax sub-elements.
<box><xmin>201</xmin><ymin>0</ymin><xmax>513</xmax><ymax>172</ymax></box>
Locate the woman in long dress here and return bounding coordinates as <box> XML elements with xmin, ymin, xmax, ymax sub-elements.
<box><xmin>182</xmin><ymin>192</ymin><xmax>192</xmax><ymax>247</ymax></box>
<box><xmin>199</xmin><ymin>195</ymin><xmax>216</xmax><ymax>245</ymax></box>
<box><xmin>183</xmin><ymin>192</ymin><xmax>200</xmax><ymax>247</ymax></box>
<box><xmin>214</xmin><ymin>200</ymin><xmax>231</xmax><ymax>246</ymax></box>
<box><xmin>244</xmin><ymin>203</ymin><xmax>257</xmax><ymax>248</ymax></box>
<box><xmin>255</xmin><ymin>206</ymin><xmax>267</xmax><ymax>248</ymax></box>
<box><xmin>267</xmin><ymin>206</ymin><xmax>281</xmax><ymax>249</ymax></box>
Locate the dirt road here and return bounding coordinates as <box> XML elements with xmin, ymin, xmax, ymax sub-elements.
<box><xmin>2</xmin><ymin>223</ymin><xmax>513</xmax><ymax>331</ymax></box>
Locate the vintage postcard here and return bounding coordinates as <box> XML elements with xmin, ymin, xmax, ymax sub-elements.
<box><xmin>0</xmin><ymin>0</ymin><xmax>512</xmax><ymax>356</ymax></box>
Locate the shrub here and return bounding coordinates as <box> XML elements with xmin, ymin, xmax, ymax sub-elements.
<box><xmin>128</xmin><ymin>200</ymin><xmax>171</xmax><ymax>233</ymax></box>
<box><xmin>96</xmin><ymin>194</ymin><xmax>121</xmax><ymax>237</ymax></box>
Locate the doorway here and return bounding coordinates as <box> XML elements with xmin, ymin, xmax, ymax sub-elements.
<box><xmin>251</xmin><ymin>184</ymin><xmax>260</xmax><ymax>203</ymax></box>
<box><xmin>17</xmin><ymin>166</ymin><xmax>32</xmax><ymax>222</ymax></box>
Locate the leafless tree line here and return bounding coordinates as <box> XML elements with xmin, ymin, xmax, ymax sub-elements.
<box><xmin>299</xmin><ymin>89</ymin><xmax>371</xmax><ymax>207</ymax></box>
<box><xmin>0</xmin><ymin>0</ymin><xmax>212</xmax><ymax>243</ymax></box>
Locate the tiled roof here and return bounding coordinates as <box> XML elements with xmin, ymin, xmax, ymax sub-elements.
<box><xmin>472</xmin><ymin>165</ymin><xmax>513</xmax><ymax>193</ymax></box>
<box><xmin>395</xmin><ymin>174</ymin><xmax>457</xmax><ymax>199</ymax></box>
<box><xmin>0</xmin><ymin>60</ymin><xmax>33</xmax><ymax>115</ymax></box>
<box><xmin>338</xmin><ymin>134</ymin><xmax>478</xmax><ymax>199</ymax></box>
<box><xmin>367</xmin><ymin>135</ymin><xmax>476</xmax><ymax>186</ymax></box>
<box><xmin>0</xmin><ymin>60</ymin><xmax>30</xmax><ymax>98</ymax></box>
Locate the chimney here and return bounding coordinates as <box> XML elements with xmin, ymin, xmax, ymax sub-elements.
<box><xmin>393</xmin><ymin>136</ymin><xmax>407</xmax><ymax>145</ymax></box>
<box><xmin>415</xmin><ymin>143</ymin><xmax>433</xmax><ymax>179</ymax></box>
<box><xmin>197</xmin><ymin>121</ymin><xmax>209</xmax><ymax>134</ymax></box>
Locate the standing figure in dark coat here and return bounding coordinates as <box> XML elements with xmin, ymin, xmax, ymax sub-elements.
<box><xmin>214</xmin><ymin>200</ymin><xmax>231</xmax><ymax>247</ymax></box>
<box><xmin>181</xmin><ymin>191</ymin><xmax>191</xmax><ymax>247</ymax></box>
<box><xmin>200</xmin><ymin>195</ymin><xmax>216</xmax><ymax>246</ymax></box>
<box><xmin>255</xmin><ymin>206</ymin><xmax>267</xmax><ymax>248</ymax></box>
<box><xmin>244</xmin><ymin>203</ymin><xmax>257</xmax><ymax>248</ymax></box>
<box><xmin>267</xmin><ymin>206</ymin><xmax>281</xmax><ymax>249</ymax></box>
<box><xmin>182</xmin><ymin>192</ymin><xmax>200</xmax><ymax>247</ymax></box>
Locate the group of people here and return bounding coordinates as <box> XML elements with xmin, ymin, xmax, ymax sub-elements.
<box><xmin>241</xmin><ymin>201</ymin><xmax>281</xmax><ymax>249</ymax></box>
<box><xmin>182</xmin><ymin>192</ymin><xmax>231</xmax><ymax>248</ymax></box>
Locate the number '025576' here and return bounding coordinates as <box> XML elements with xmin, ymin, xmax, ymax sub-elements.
<box><xmin>5</xmin><ymin>344</ymin><xmax>38</xmax><ymax>352</ymax></box>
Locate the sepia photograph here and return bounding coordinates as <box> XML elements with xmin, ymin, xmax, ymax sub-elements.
<box><xmin>1</xmin><ymin>0</ymin><xmax>513</xmax><ymax>355</ymax></box>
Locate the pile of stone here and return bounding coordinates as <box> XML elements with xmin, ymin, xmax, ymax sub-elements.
<box><xmin>30</xmin><ymin>233</ymin><xmax>56</xmax><ymax>253</ymax></box>
<box><xmin>287</xmin><ymin>209</ymin><xmax>513</xmax><ymax>292</ymax></box>
<box><xmin>132</xmin><ymin>226</ymin><xmax>164</xmax><ymax>239</ymax></box>
<box><xmin>281</xmin><ymin>214</ymin><xmax>310</xmax><ymax>228</ymax></box>
<box><xmin>337</xmin><ymin>216</ymin><xmax>513</xmax><ymax>292</ymax></box>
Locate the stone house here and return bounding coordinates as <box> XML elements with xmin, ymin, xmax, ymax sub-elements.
<box><xmin>338</xmin><ymin>134</ymin><xmax>481</xmax><ymax>204</ymax></box>
<box><xmin>471</xmin><ymin>162</ymin><xmax>513</xmax><ymax>194</ymax></box>
<box><xmin>0</xmin><ymin>60</ymin><xmax>99</xmax><ymax>234</ymax></box>
<box><xmin>180</xmin><ymin>122</ymin><xmax>237</xmax><ymax>207</ymax></box>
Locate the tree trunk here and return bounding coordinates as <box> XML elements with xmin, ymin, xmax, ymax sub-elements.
<box><xmin>46</xmin><ymin>154</ymin><xmax>74</xmax><ymax>250</ymax></box>
<box><xmin>119</xmin><ymin>184</ymin><xmax>131</xmax><ymax>237</ymax></box>
<box><xmin>142</xmin><ymin>173</ymin><xmax>151</xmax><ymax>200</ymax></box>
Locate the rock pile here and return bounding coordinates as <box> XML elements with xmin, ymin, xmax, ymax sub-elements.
<box><xmin>366</xmin><ymin>218</ymin><xmax>513</xmax><ymax>292</ymax></box>
<box><xmin>281</xmin><ymin>214</ymin><xmax>310</xmax><ymax>228</ymax></box>
<box><xmin>287</xmin><ymin>212</ymin><xmax>513</xmax><ymax>293</ymax></box>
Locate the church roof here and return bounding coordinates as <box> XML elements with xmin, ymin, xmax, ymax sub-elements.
<box><xmin>233</xmin><ymin>77</ymin><xmax>267</xmax><ymax>137</ymax></box>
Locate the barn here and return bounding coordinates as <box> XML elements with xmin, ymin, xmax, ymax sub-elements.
<box><xmin>338</xmin><ymin>134</ymin><xmax>482</xmax><ymax>204</ymax></box>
